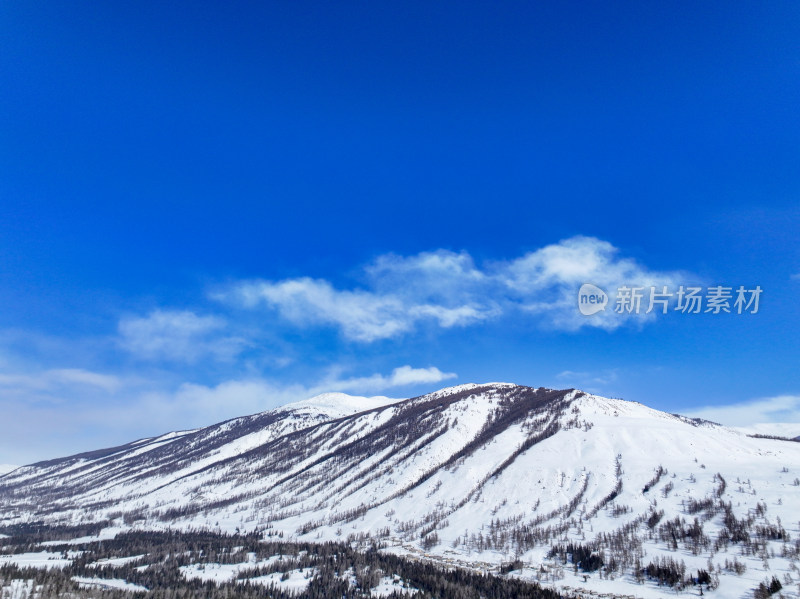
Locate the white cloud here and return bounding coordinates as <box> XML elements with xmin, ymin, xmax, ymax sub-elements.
<box><xmin>686</xmin><ymin>394</ymin><xmax>800</xmax><ymax>428</ymax></box>
<box><xmin>229</xmin><ymin>278</ymin><xmax>412</xmax><ymax>341</ymax></box>
<box><xmin>501</xmin><ymin>236</ymin><xmax>619</xmax><ymax>290</ymax></box>
<box><xmin>317</xmin><ymin>365</ymin><xmax>456</xmax><ymax>393</ymax></box>
<box><xmin>497</xmin><ymin>236</ymin><xmax>689</xmax><ymax>331</ymax></box>
<box><xmin>221</xmin><ymin>276</ymin><xmax>495</xmax><ymax>342</ymax></box>
<box><xmin>556</xmin><ymin>368</ymin><xmax>619</xmax><ymax>387</ymax></box>
<box><xmin>130</xmin><ymin>365</ymin><xmax>455</xmax><ymax>427</ymax></box>
<box><xmin>0</xmin><ymin>363</ymin><xmax>456</xmax><ymax>464</ymax></box>
<box><xmin>0</xmin><ymin>368</ymin><xmax>121</xmax><ymax>399</ymax></box>
<box><xmin>409</xmin><ymin>303</ymin><xmax>498</xmax><ymax>327</ymax></box>
<box><xmin>366</xmin><ymin>250</ymin><xmax>486</xmax><ymax>303</ymax></box>
<box><xmin>118</xmin><ymin>310</ymin><xmax>246</xmax><ymax>363</ymax></box>
<box><xmin>149</xmin><ymin>365</ymin><xmax>455</xmax><ymax>423</ymax></box>
<box><xmin>215</xmin><ymin>236</ymin><xmax>691</xmax><ymax>339</ymax></box>
<box><xmin>387</xmin><ymin>365</ymin><xmax>455</xmax><ymax>386</ymax></box>
<box><xmin>139</xmin><ymin>379</ymin><xmax>297</xmax><ymax>426</ymax></box>
<box><xmin>46</xmin><ymin>368</ymin><xmax>122</xmax><ymax>392</ymax></box>
<box><xmin>791</xmin><ymin>272</ymin><xmax>800</xmax><ymax>281</ymax></box>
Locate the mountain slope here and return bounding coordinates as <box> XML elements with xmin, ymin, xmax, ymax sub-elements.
<box><xmin>1</xmin><ymin>383</ymin><xmax>799</xmax><ymax>598</ymax></box>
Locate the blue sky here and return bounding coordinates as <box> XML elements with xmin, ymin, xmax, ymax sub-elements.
<box><xmin>1</xmin><ymin>1</ymin><xmax>799</xmax><ymax>464</ymax></box>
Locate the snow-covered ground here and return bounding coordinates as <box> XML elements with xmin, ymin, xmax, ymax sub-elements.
<box><xmin>370</xmin><ymin>575</ymin><xmax>418</xmax><ymax>597</ymax></box>
<box><xmin>86</xmin><ymin>554</ymin><xmax>146</xmax><ymax>568</ymax></box>
<box><xmin>72</xmin><ymin>576</ymin><xmax>148</xmax><ymax>592</ymax></box>
<box><xmin>179</xmin><ymin>554</ymin><xmax>286</xmax><ymax>583</ymax></box>
<box><xmin>0</xmin><ymin>579</ymin><xmax>36</xmax><ymax>599</ymax></box>
<box><xmin>244</xmin><ymin>568</ymin><xmax>315</xmax><ymax>593</ymax></box>
<box><xmin>0</xmin><ymin>552</ymin><xmax>76</xmax><ymax>569</ymax></box>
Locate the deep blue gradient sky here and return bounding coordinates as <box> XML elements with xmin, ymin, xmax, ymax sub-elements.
<box><xmin>1</xmin><ymin>2</ymin><xmax>799</xmax><ymax>464</ymax></box>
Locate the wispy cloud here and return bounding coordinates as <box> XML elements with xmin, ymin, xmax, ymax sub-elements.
<box><xmin>498</xmin><ymin>236</ymin><xmax>688</xmax><ymax>331</ymax></box>
<box><xmin>135</xmin><ymin>365</ymin><xmax>457</xmax><ymax>425</ymax></box>
<box><xmin>0</xmin><ymin>368</ymin><xmax>121</xmax><ymax>400</ymax></box>
<box><xmin>136</xmin><ymin>365</ymin><xmax>455</xmax><ymax>429</ymax></box>
<box><xmin>215</xmin><ymin>236</ymin><xmax>689</xmax><ymax>340</ymax></box>
<box><xmin>686</xmin><ymin>394</ymin><xmax>800</xmax><ymax>427</ymax></box>
<box><xmin>317</xmin><ymin>365</ymin><xmax>456</xmax><ymax>393</ymax></box>
<box><xmin>366</xmin><ymin>250</ymin><xmax>487</xmax><ymax>303</ymax></box>
<box><xmin>46</xmin><ymin>368</ymin><xmax>122</xmax><ymax>392</ymax></box>
<box><xmin>118</xmin><ymin>310</ymin><xmax>246</xmax><ymax>363</ymax></box>
<box><xmin>0</xmin><ymin>363</ymin><xmax>456</xmax><ymax>464</ymax></box>
<box><xmin>556</xmin><ymin>368</ymin><xmax>619</xmax><ymax>388</ymax></box>
<box><xmin>217</xmin><ymin>275</ymin><xmax>496</xmax><ymax>342</ymax></box>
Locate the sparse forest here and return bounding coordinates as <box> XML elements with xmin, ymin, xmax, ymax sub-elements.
<box><xmin>0</xmin><ymin>529</ymin><xmax>563</xmax><ymax>599</ymax></box>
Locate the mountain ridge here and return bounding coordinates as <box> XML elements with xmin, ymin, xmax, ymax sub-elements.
<box><xmin>2</xmin><ymin>382</ymin><xmax>799</xmax><ymax>598</ymax></box>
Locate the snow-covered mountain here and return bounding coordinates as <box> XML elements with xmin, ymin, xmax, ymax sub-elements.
<box><xmin>1</xmin><ymin>383</ymin><xmax>799</xmax><ymax>598</ymax></box>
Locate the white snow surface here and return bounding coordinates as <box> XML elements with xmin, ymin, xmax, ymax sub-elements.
<box><xmin>0</xmin><ymin>552</ymin><xmax>77</xmax><ymax>569</ymax></box>
<box><xmin>72</xmin><ymin>576</ymin><xmax>148</xmax><ymax>592</ymax></box>
<box><xmin>179</xmin><ymin>554</ymin><xmax>287</xmax><ymax>583</ymax></box>
<box><xmin>371</xmin><ymin>575</ymin><xmax>418</xmax><ymax>596</ymax></box>
<box><xmin>0</xmin><ymin>580</ymin><xmax>36</xmax><ymax>599</ymax></box>
<box><xmin>244</xmin><ymin>569</ymin><xmax>315</xmax><ymax>592</ymax></box>
<box><xmin>280</xmin><ymin>392</ymin><xmax>399</xmax><ymax>419</ymax></box>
